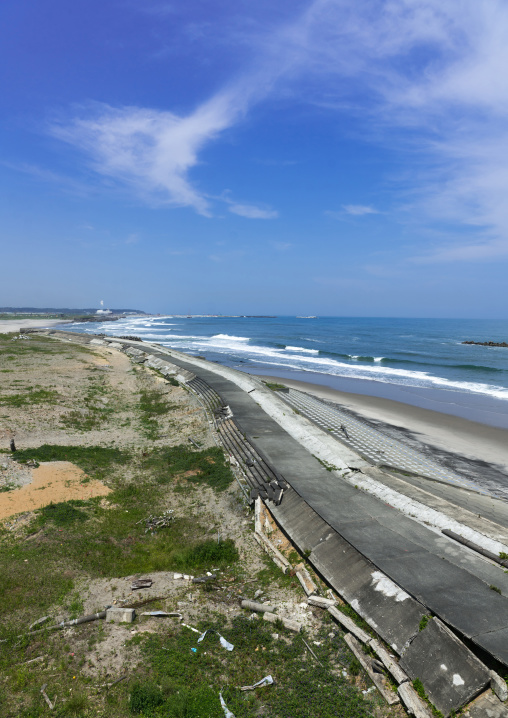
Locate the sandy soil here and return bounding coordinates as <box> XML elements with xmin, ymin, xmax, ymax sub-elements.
<box><xmin>0</xmin><ymin>333</ymin><xmax>212</xmax><ymax>452</ymax></box>
<box><xmin>0</xmin><ymin>461</ymin><xmax>111</xmax><ymax>520</ymax></box>
<box><xmin>257</xmin><ymin>373</ymin><xmax>508</xmax><ymax>476</ymax></box>
<box><xmin>0</xmin><ymin>318</ymin><xmax>69</xmax><ymax>333</ymax></box>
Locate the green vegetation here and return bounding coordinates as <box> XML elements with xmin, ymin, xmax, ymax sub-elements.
<box><xmin>14</xmin><ymin>444</ymin><xmax>128</xmax><ymax>481</ymax></box>
<box><xmin>263</xmin><ymin>381</ymin><xmax>287</xmax><ymax>391</ymax></box>
<box><xmin>142</xmin><ymin>445</ymin><xmax>234</xmax><ymax>492</ymax></box>
<box><xmin>490</xmin><ymin>584</ymin><xmax>502</xmax><ymax>594</ymax></box>
<box><xmin>138</xmin><ymin>388</ymin><xmax>175</xmax><ymax>439</ymax></box>
<box><xmin>124</xmin><ymin>615</ymin><xmax>374</xmax><ymax>718</ymax></box>
<box><xmin>0</xmin><ymin>387</ymin><xmax>59</xmax><ymax>407</ymax></box>
<box><xmin>314</xmin><ymin>455</ymin><xmax>341</xmax><ymax>472</ymax></box>
<box><xmin>413</xmin><ymin>679</ymin><xmax>444</xmax><ymax>718</ymax></box>
<box><xmin>499</xmin><ymin>552</ymin><xmax>508</xmax><ymax>560</ymax></box>
<box><xmin>419</xmin><ymin>615</ymin><xmax>431</xmax><ymax>632</ymax></box>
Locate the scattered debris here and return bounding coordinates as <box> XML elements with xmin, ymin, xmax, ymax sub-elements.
<box><xmin>302</xmin><ymin>638</ymin><xmax>323</xmax><ymax>666</ymax></box>
<box><xmin>240</xmin><ymin>675</ymin><xmax>274</xmax><ymax>691</ymax></box>
<box><xmin>29</xmin><ymin>616</ymin><xmax>51</xmax><ymax>631</ymax></box>
<box><xmin>344</xmin><ymin>633</ymin><xmax>400</xmax><ymax>706</ymax></box>
<box><xmin>219</xmin><ymin>691</ymin><xmax>236</xmax><ymax>718</ymax></box>
<box><xmin>328</xmin><ymin>605</ymin><xmax>371</xmax><ymax>644</ymax></box>
<box><xmin>106</xmin><ymin>607</ymin><xmax>136</xmax><ymax>623</ymax></box>
<box><xmin>188</xmin><ymin>437</ymin><xmax>200</xmax><ymax>449</ymax></box>
<box><xmin>101</xmin><ymin>674</ymin><xmax>128</xmax><ymax>691</ymax></box>
<box><xmin>19</xmin><ymin>656</ymin><xmax>46</xmax><ymax>666</ymax></box>
<box><xmin>263</xmin><ymin>613</ymin><xmax>301</xmax><ymax>633</ymax></box>
<box><xmin>137</xmin><ymin>512</ymin><xmax>174</xmax><ymax>534</ymax></box>
<box><xmin>197</xmin><ymin>629</ymin><xmax>234</xmax><ymax>652</ymax></box>
<box><xmin>131</xmin><ymin>579</ymin><xmax>153</xmax><ymax>590</ymax></box>
<box><xmin>182</xmin><ymin>623</ymin><xmax>201</xmax><ymax>634</ymax></box>
<box><xmin>307</xmin><ymin>595</ymin><xmax>336</xmax><ymax>609</ymax></box>
<box><xmin>141</xmin><ymin>611</ymin><xmax>182</xmax><ymax>618</ymax></box>
<box><xmin>294</xmin><ymin>563</ymin><xmax>317</xmax><ymax>596</ymax></box>
<box><xmin>40</xmin><ymin>684</ymin><xmax>57</xmax><ymax>711</ymax></box>
<box><xmin>193</xmin><ymin>574</ymin><xmax>217</xmax><ymax>584</ymax></box>
<box><xmin>241</xmin><ymin>599</ymin><xmax>275</xmax><ymax>614</ymax></box>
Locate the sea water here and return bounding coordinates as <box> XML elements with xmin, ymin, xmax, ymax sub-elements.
<box><xmin>62</xmin><ymin>316</ymin><xmax>508</xmax><ymax>428</ymax></box>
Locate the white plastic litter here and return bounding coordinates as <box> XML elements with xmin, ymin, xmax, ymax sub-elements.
<box><xmin>182</xmin><ymin>623</ymin><xmax>200</xmax><ymax>634</ymax></box>
<box><xmin>240</xmin><ymin>675</ymin><xmax>274</xmax><ymax>691</ymax></box>
<box><xmin>197</xmin><ymin>629</ymin><xmax>234</xmax><ymax>651</ymax></box>
<box><xmin>219</xmin><ymin>692</ymin><xmax>235</xmax><ymax>718</ymax></box>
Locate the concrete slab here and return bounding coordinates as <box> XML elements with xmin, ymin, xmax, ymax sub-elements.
<box><xmin>106</xmin><ymin>607</ymin><xmax>135</xmax><ymax>623</ymax></box>
<box><xmin>400</xmin><ymin>619</ymin><xmax>490</xmax><ymax>716</ymax></box>
<box><xmin>473</xmin><ymin>627</ymin><xmax>508</xmax><ymax>668</ymax></box>
<box><xmin>466</xmin><ymin>690</ymin><xmax>508</xmax><ymax>718</ymax></box>
<box><xmin>381</xmin><ymin>554</ymin><xmax>508</xmax><ymax>642</ymax></box>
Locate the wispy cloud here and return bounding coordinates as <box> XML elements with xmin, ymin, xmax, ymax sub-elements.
<box><xmin>49</xmin><ymin>96</ymin><xmax>244</xmax><ymax>216</ymax></box>
<box><xmin>47</xmin><ymin>0</ymin><xmax>508</xmax><ymax>260</ymax></box>
<box><xmin>342</xmin><ymin>204</ymin><xmax>379</xmax><ymax>216</ymax></box>
<box><xmin>228</xmin><ymin>203</ymin><xmax>278</xmax><ymax>219</ymax></box>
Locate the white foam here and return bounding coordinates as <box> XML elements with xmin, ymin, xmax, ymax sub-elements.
<box><xmin>211</xmin><ymin>334</ymin><xmax>250</xmax><ymax>341</ymax></box>
<box><xmin>79</xmin><ymin>318</ymin><xmax>508</xmax><ymax>402</ymax></box>
<box><xmin>285</xmin><ymin>346</ymin><xmax>319</xmax><ymax>354</ymax></box>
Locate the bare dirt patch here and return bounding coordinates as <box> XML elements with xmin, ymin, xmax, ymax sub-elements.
<box><xmin>0</xmin><ymin>461</ymin><xmax>111</xmax><ymax>520</ymax></box>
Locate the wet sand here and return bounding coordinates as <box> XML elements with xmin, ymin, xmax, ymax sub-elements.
<box><xmin>254</xmin><ymin>373</ymin><xmax>508</xmax><ymax>479</ymax></box>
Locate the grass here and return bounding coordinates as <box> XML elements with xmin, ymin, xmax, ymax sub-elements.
<box><xmin>142</xmin><ymin>445</ymin><xmax>234</xmax><ymax>492</ymax></box>
<box><xmin>123</xmin><ymin>615</ymin><xmax>374</xmax><ymax>718</ymax></box>
<box><xmin>412</xmin><ymin>679</ymin><xmax>444</xmax><ymax>718</ymax></box>
<box><xmin>13</xmin><ymin>444</ymin><xmax>129</xmax><ymax>481</ymax></box>
<box><xmin>138</xmin><ymin>388</ymin><xmax>176</xmax><ymax>439</ymax></box>
<box><xmin>0</xmin><ymin>387</ymin><xmax>59</xmax><ymax>407</ymax></box>
<box><xmin>263</xmin><ymin>381</ymin><xmax>287</xmax><ymax>391</ymax></box>
<box><xmin>418</xmin><ymin>615</ymin><xmax>431</xmax><ymax>631</ymax></box>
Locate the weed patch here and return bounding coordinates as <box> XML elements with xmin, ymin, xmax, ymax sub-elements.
<box><xmin>0</xmin><ymin>388</ymin><xmax>58</xmax><ymax>407</ymax></box>
<box><xmin>13</xmin><ymin>444</ymin><xmax>128</xmax><ymax>481</ymax></box>
<box><xmin>143</xmin><ymin>445</ymin><xmax>233</xmax><ymax>492</ymax></box>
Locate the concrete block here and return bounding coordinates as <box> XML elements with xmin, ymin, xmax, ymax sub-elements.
<box><xmin>241</xmin><ymin>600</ymin><xmax>275</xmax><ymax>614</ymax></box>
<box><xmin>400</xmin><ymin>618</ymin><xmax>490</xmax><ymax>716</ymax></box>
<box><xmin>328</xmin><ymin>605</ymin><xmax>371</xmax><ymax>644</ymax></box>
<box><xmin>344</xmin><ymin>633</ymin><xmax>400</xmax><ymax>705</ymax></box>
<box><xmin>398</xmin><ymin>682</ymin><xmax>434</xmax><ymax>718</ymax></box>
<box><xmin>295</xmin><ymin>563</ymin><xmax>317</xmax><ymax>596</ymax></box>
<box><xmin>369</xmin><ymin>638</ymin><xmax>409</xmax><ymax>685</ymax></box>
<box><xmin>263</xmin><ymin>612</ymin><xmax>301</xmax><ymax>632</ymax></box>
<box><xmin>307</xmin><ymin>595</ymin><xmax>336</xmax><ymax>608</ymax></box>
<box><xmin>106</xmin><ymin>607</ymin><xmax>135</xmax><ymax>623</ymax></box>
<box><xmin>490</xmin><ymin>671</ymin><xmax>508</xmax><ymax>702</ymax></box>
<box><xmin>466</xmin><ymin>690</ymin><xmax>508</xmax><ymax>718</ymax></box>
<box><xmin>310</xmin><ymin>531</ymin><xmax>427</xmax><ymax>653</ymax></box>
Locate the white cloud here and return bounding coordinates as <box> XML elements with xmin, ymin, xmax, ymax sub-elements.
<box><xmin>342</xmin><ymin>205</ymin><xmax>379</xmax><ymax>216</ymax></box>
<box><xmin>50</xmin><ymin>93</ymin><xmax>245</xmax><ymax>216</ymax></box>
<box><xmin>228</xmin><ymin>203</ymin><xmax>278</xmax><ymax>219</ymax></box>
<box><xmin>47</xmin><ymin>0</ymin><xmax>508</xmax><ymax>259</ymax></box>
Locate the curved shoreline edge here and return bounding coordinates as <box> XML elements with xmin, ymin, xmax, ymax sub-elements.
<box><xmin>40</xmin><ymin>329</ymin><xmax>508</xmax><ymax>714</ymax></box>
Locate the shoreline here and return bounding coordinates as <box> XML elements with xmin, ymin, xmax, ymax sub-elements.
<box><xmin>0</xmin><ymin>318</ymin><xmax>70</xmax><ymax>333</ymax></box>
<box><xmin>250</xmin><ymin>371</ymin><xmax>508</xmax><ymax>478</ymax></box>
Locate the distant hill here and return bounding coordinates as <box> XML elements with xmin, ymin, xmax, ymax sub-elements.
<box><xmin>0</xmin><ymin>307</ymin><xmax>147</xmax><ymax>315</ymax></box>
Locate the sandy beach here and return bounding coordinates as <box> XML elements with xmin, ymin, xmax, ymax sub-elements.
<box><xmin>255</xmin><ymin>373</ymin><xmax>508</xmax><ymax>478</ymax></box>
<box><xmin>0</xmin><ymin>318</ymin><xmax>69</xmax><ymax>333</ymax></box>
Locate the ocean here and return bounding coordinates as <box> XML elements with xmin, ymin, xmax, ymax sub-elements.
<box><xmin>62</xmin><ymin>316</ymin><xmax>508</xmax><ymax>428</ymax></box>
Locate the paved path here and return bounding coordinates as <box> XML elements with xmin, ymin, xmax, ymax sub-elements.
<box><xmin>141</xmin><ymin>345</ymin><xmax>508</xmax><ymax>666</ymax></box>
<box><xmin>48</xmin><ymin>331</ymin><xmax>508</xmax><ymax>668</ymax></box>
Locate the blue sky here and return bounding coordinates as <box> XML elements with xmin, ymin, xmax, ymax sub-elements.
<box><xmin>1</xmin><ymin>0</ymin><xmax>508</xmax><ymax>317</ymax></box>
